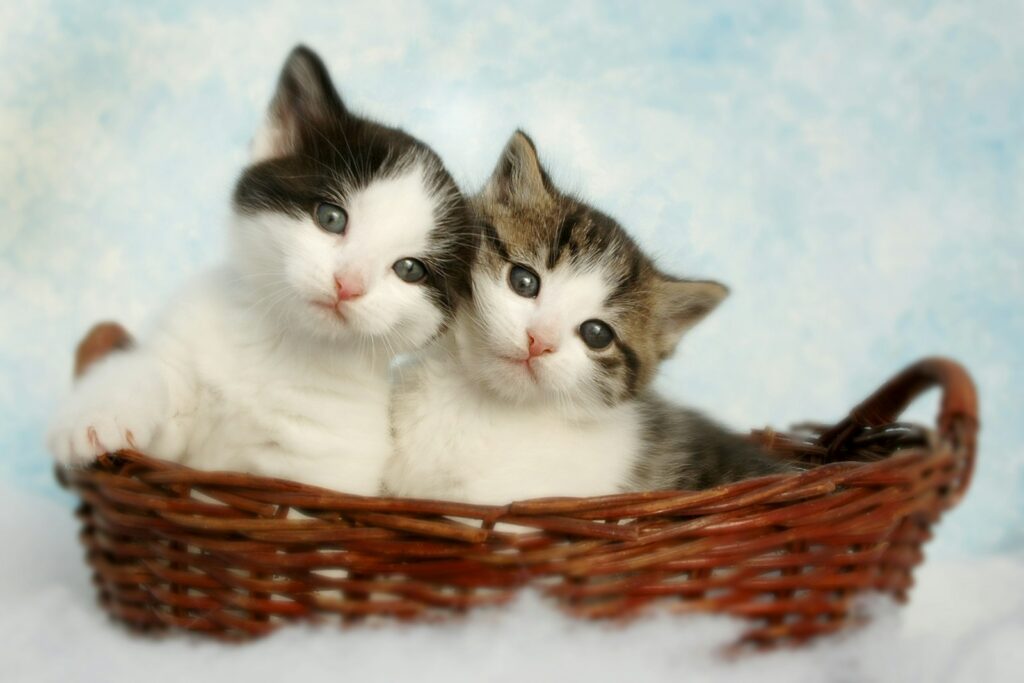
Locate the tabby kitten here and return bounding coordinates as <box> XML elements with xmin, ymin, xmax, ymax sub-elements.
<box><xmin>47</xmin><ymin>46</ymin><xmax>473</xmax><ymax>494</ymax></box>
<box><xmin>384</xmin><ymin>131</ymin><xmax>790</xmax><ymax>504</ymax></box>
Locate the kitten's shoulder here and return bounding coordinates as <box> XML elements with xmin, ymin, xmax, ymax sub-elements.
<box><xmin>144</xmin><ymin>267</ymin><xmax>241</xmax><ymax>353</ymax></box>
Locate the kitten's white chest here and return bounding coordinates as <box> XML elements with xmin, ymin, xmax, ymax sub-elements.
<box><xmin>149</xmin><ymin>276</ymin><xmax>391</xmax><ymax>494</ymax></box>
<box><xmin>387</xmin><ymin>358</ymin><xmax>642</xmax><ymax>504</ymax></box>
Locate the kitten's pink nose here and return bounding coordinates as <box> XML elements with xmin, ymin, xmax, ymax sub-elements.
<box><xmin>334</xmin><ymin>274</ymin><xmax>365</xmax><ymax>302</ymax></box>
<box><xmin>527</xmin><ymin>331</ymin><xmax>556</xmax><ymax>358</ymax></box>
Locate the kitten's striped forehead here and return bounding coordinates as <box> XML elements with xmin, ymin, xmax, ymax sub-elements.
<box><xmin>480</xmin><ymin>196</ymin><xmax>654</xmax><ymax>309</ymax></box>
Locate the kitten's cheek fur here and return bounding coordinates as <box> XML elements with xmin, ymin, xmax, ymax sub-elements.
<box><xmin>362</xmin><ymin>290</ymin><xmax>445</xmax><ymax>349</ymax></box>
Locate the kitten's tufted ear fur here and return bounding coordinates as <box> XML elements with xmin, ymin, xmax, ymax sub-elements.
<box><xmin>483</xmin><ymin>130</ymin><xmax>553</xmax><ymax>206</ymax></box>
<box><xmin>653</xmin><ymin>278</ymin><xmax>729</xmax><ymax>358</ymax></box>
<box><xmin>251</xmin><ymin>45</ymin><xmax>347</xmax><ymax>162</ymax></box>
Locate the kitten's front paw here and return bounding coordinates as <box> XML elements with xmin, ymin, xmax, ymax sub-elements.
<box><xmin>46</xmin><ymin>401</ymin><xmax>157</xmax><ymax>467</ymax></box>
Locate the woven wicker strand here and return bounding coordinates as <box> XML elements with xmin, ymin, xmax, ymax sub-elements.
<box><xmin>57</xmin><ymin>357</ymin><xmax>978</xmax><ymax>646</ymax></box>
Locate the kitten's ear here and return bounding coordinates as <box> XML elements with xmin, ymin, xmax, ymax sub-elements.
<box><xmin>483</xmin><ymin>130</ymin><xmax>553</xmax><ymax>205</ymax></box>
<box><xmin>654</xmin><ymin>277</ymin><xmax>729</xmax><ymax>357</ymax></box>
<box><xmin>251</xmin><ymin>45</ymin><xmax>346</xmax><ymax>162</ymax></box>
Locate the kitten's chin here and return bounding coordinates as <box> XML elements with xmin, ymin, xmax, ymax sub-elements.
<box><xmin>460</xmin><ymin>345</ymin><xmax>535</xmax><ymax>401</ymax></box>
<box><xmin>467</xmin><ymin>348</ymin><xmax>595</xmax><ymax>417</ymax></box>
<box><xmin>300</xmin><ymin>299</ymin><xmax>439</xmax><ymax>356</ymax></box>
<box><xmin>293</xmin><ymin>311</ymin><xmax>362</xmax><ymax>348</ymax></box>
<box><xmin>496</xmin><ymin>355</ymin><xmax>546</xmax><ymax>392</ymax></box>
<box><xmin>480</xmin><ymin>368</ymin><xmax>545</xmax><ymax>405</ymax></box>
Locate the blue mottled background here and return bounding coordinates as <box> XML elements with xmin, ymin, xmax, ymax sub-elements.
<box><xmin>2</xmin><ymin>1</ymin><xmax>1021</xmax><ymax>559</ymax></box>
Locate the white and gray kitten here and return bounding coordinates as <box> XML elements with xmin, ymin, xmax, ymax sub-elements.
<box><xmin>47</xmin><ymin>46</ymin><xmax>473</xmax><ymax>494</ymax></box>
<box><xmin>384</xmin><ymin>131</ymin><xmax>790</xmax><ymax>504</ymax></box>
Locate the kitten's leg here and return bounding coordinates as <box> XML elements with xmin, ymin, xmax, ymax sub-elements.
<box><xmin>47</xmin><ymin>344</ymin><xmax>187</xmax><ymax>466</ymax></box>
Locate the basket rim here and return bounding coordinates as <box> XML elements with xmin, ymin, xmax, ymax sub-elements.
<box><xmin>63</xmin><ymin>442</ymin><xmax>933</xmax><ymax>501</ymax></box>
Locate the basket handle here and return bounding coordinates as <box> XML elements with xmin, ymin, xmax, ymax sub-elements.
<box><xmin>818</xmin><ymin>357</ymin><xmax>979</xmax><ymax>499</ymax></box>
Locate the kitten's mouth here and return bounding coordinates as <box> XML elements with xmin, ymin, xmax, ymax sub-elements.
<box><xmin>311</xmin><ymin>299</ymin><xmax>348</xmax><ymax>323</ymax></box>
<box><xmin>499</xmin><ymin>354</ymin><xmax>538</xmax><ymax>381</ymax></box>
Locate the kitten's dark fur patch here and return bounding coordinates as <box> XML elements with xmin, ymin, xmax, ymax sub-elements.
<box><xmin>632</xmin><ymin>397</ymin><xmax>795</xmax><ymax>490</ymax></box>
<box><xmin>233</xmin><ymin>46</ymin><xmax>475</xmax><ymax>319</ymax></box>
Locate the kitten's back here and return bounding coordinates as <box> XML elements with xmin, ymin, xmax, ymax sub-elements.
<box><xmin>632</xmin><ymin>393</ymin><xmax>796</xmax><ymax>491</ymax></box>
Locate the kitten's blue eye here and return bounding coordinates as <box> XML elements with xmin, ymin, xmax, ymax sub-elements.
<box><xmin>508</xmin><ymin>265</ymin><xmax>540</xmax><ymax>298</ymax></box>
<box><xmin>393</xmin><ymin>258</ymin><xmax>427</xmax><ymax>283</ymax></box>
<box><xmin>579</xmin><ymin>319</ymin><xmax>614</xmax><ymax>350</ymax></box>
<box><xmin>314</xmin><ymin>202</ymin><xmax>347</xmax><ymax>234</ymax></box>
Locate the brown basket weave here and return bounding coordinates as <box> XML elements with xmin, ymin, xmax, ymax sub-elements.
<box><xmin>57</xmin><ymin>357</ymin><xmax>978</xmax><ymax>647</ymax></box>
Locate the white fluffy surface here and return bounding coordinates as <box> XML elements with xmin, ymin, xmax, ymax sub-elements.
<box><xmin>4</xmin><ymin>484</ymin><xmax>1021</xmax><ymax>683</ymax></box>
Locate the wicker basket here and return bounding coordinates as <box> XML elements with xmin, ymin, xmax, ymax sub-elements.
<box><xmin>56</xmin><ymin>357</ymin><xmax>978</xmax><ymax>647</ymax></box>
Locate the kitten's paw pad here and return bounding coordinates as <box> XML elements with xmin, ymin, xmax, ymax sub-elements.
<box><xmin>47</xmin><ymin>410</ymin><xmax>155</xmax><ymax>467</ymax></box>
